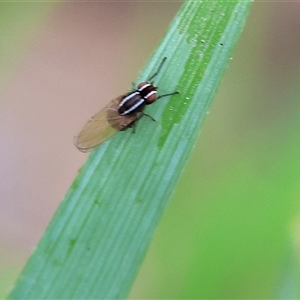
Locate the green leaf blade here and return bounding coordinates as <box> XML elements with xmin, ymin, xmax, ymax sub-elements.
<box><xmin>9</xmin><ymin>1</ymin><xmax>253</xmax><ymax>299</ymax></box>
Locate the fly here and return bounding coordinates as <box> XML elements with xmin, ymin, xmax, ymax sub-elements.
<box><xmin>74</xmin><ymin>57</ymin><xmax>178</xmax><ymax>152</ymax></box>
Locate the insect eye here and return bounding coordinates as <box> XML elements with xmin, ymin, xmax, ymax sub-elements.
<box><xmin>138</xmin><ymin>82</ymin><xmax>147</xmax><ymax>90</ymax></box>
<box><xmin>145</xmin><ymin>91</ymin><xmax>157</xmax><ymax>104</ymax></box>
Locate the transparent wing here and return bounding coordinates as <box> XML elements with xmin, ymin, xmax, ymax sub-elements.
<box><xmin>74</xmin><ymin>96</ymin><xmax>138</xmax><ymax>152</ymax></box>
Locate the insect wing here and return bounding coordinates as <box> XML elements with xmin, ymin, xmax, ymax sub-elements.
<box><xmin>74</xmin><ymin>98</ymin><xmax>120</xmax><ymax>152</ymax></box>
<box><xmin>74</xmin><ymin>96</ymin><xmax>138</xmax><ymax>152</ymax></box>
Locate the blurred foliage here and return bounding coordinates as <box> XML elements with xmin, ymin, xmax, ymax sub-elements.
<box><xmin>2</xmin><ymin>1</ymin><xmax>300</xmax><ymax>299</ymax></box>
<box><xmin>0</xmin><ymin>3</ymin><xmax>56</xmax><ymax>91</ymax></box>
<box><xmin>0</xmin><ymin>3</ymin><xmax>56</xmax><ymax>299</ymax></box>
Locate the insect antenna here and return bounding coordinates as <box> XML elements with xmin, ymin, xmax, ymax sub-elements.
<box><xmin>147</xmin><ymin>57</ymin><xmax>167</xmax><ymax>82</ymax></box>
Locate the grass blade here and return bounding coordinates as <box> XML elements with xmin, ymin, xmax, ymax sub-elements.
<box><xmin>9</xmin><ymin>1</ymin><xmax>253</xmax><ymax>299</ymax></box>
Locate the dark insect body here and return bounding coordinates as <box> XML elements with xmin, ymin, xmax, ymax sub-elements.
<box><xmin>74</xmin><ymin>57</ymin><xmax>178</xmax><ymax>152</ymax></box>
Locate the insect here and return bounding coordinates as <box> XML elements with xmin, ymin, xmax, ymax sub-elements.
<box><xmin>74</xmin><ymin>57</ymin><xmax>178</xmax><ymax>152</ymax></box>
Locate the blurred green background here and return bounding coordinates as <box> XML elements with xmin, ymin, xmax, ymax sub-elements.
<box><xmin>1</xmin><ymin>2</ymin><xmax>300</xmax><ymax>299</ymax></box>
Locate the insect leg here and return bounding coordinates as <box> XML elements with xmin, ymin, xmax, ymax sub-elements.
<box><xmin>143</xmin><ymin>112</ymin><xmax>156</xmax><ymax>122</ymax></box>
<box><xmin>156</xmin><ymin>91</ymin><xmax>179</xmax><ymax>100</ymax></box>
<box><xmin>147</xmin><ymin>57</ymin><xmax>167</xmax><ymax>82</ymax></box>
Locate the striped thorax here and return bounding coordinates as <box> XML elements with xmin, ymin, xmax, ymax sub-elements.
<box><xmin>118</xmin><ymin>82</ymin><xmax>158</xmax><ymax>116</ymax></box>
